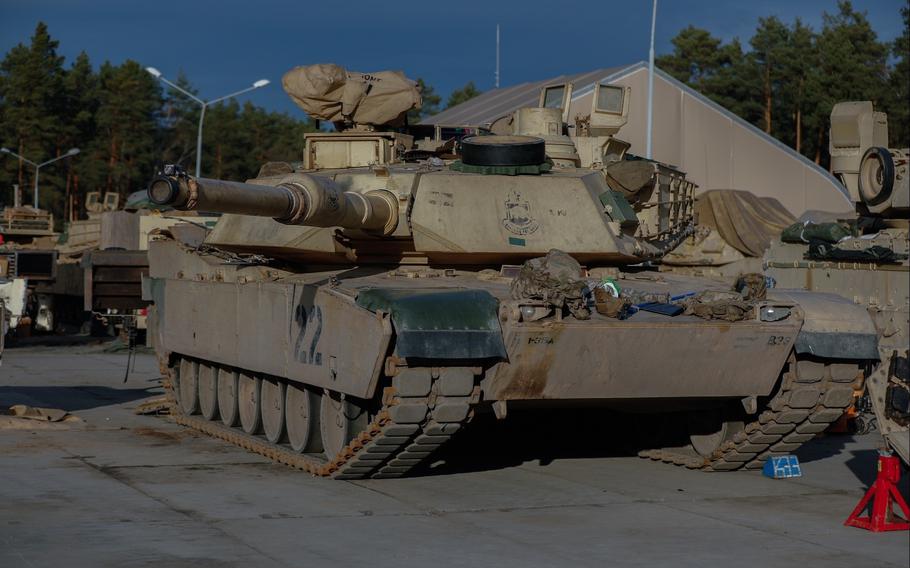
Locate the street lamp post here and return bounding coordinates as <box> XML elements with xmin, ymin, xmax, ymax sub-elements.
<box><xmin>0</xmin><ymin>147</ymin><xmax>80</xmax><ymax>208</ymax></box>
<box><xmin>145</xmin><ymin>67</ymin><xmax>270</xmax><ymax>178</ymax></box>
<box><xmin>646</xmin><ymin>0</ymin><xmax>658</xmax><ymax>160</ymax></box>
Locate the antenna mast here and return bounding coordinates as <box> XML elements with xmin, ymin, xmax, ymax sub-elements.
<box><xmin>495</xmin><ymin>24</ymin><xmax>501</xmax><ymax>89</ymax></box>
<box><xmin>646</xmin><ymin>0</ymin><xmax>657</xmax><ymax>159</ymax></box>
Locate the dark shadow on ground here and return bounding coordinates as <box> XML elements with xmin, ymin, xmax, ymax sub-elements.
<box><xmin>843</xmin><ymin>449</ymin><xmax>885</xmax><ymax>487</ymax></box>
<box><xmin>413</xmin><ymin>408</ymin><xmax>640</xmax><ymax>477</ymax></box>
<box><xmin>5</xmin><ymin>334</ymin><xmax>115</xmax><ymax>349</ymax></box>
<box><xmin>0</xmin><ymin>385</ymin><xmax>159</xmax><ymax>412</ymax></box>
<box><xmin>794</xmin><ymin>432</ymin><xmax>858</xmax><ymax>465</ymax></box>
<box><xmin>843</xmin><ymin>449</ymin><xmax>910</xmax><ymax>499</ymax></box>
<box><xmin>796</xmin><ymin>438</ymin><xmax>910</xmax><ymax>498</ymax></box>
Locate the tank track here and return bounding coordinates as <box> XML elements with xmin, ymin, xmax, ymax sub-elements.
<box><xmin>163</xmin><ymin>356</ymin><xmax>477</xmax><ymax>479</ymax></box>
<box><xmin>639</xmin><ymin>354</ymin><xmax>864</xmax><ymax>470</ymax></box>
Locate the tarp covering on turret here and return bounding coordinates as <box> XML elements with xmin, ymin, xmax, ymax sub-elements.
<box><xmin>282</xmin><ymin>64</ymin><xmax>420</xmax><ymax>127</ymax></box>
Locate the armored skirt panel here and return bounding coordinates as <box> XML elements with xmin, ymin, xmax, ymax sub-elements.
<box><xmin>148</xmin><ymin>239</ymin><xmax>819</xmax><ymax>403</ymax></box>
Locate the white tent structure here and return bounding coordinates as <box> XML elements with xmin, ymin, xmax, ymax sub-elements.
<box><xmin>423</xmin><ymin>62</ymin><xmax>850</xmax><ymax>216</ymax></box>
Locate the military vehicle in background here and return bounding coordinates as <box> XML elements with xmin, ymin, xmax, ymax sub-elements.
<box><xmin>25</xmin><ymin>191</ymin><xmax>121</xmax><ymax>333</ymax></box>
<box><xmin>143</xmin><ymin>63</ymin><xmax>877</xmax><ymax>479</ymax></box>
<box><xmin>75</xmin><ymin>190</ymin><xmax>215</xmax><ymax>341</ymax></box>
<box><xmin>661</xmin><ymin>189</ymin><xmax>796</xmax><ymax>279</ymax></box>
<box><xmin>0</xmin><ymin>188</ymin><xmax>59</xmax><ymax>335</ymax></box>
<box><xmin>765</xmin><ymin>101</ymin><xmax>909</xmax><ymax>464</ymax></box>
<box><xmin>0</xmin><ymin>187</ymin><xmax>215</xmax><ymax>339</ymax></box>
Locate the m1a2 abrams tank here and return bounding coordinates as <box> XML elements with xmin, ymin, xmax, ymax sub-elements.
<box><xmin>766</xmin><ymin>101</ymin><xmax>909</xmax><ymax>463</ymax></box>
<box><xmin>143</xmin><ymin>64</ymin><xmax>879</xmax><ymax>478</ymax></box>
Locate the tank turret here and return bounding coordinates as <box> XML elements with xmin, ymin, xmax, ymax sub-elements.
<box><xmin>829</xmin><ymin>101</ymin><xmax>909</xmax><ymax>218</ymax></box>
<box><xmin>147</xmin><ymin>69</ymin><xmax>695</xmax><ymax>266</ymax></box>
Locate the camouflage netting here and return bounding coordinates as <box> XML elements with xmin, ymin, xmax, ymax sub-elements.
<box><xmin>683</xmin><ymin>290</ymin><xmax>755</xmax><ymax>322</ymax></box>
<box><xmin>510</xmin><ymin>249</ymin><xmax>590</xmax><ymax>320</ymax></box>
<box><xmin>683</xmin><ymin>272</ymin><xmax>767</xmax><ymax>322</ymax></box>
<box><xmin>282</xmin><ymin>64</ymin><xmax>421</xmax><ymax>127</ymax></box>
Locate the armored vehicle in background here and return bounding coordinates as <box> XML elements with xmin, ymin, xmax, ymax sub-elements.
<box><xmin>0</xmin><ymin>193</ymin><xmax>59</xmax><ymax>335</ymax></box>
<box><xmin>766</xmin><ymin>102</ymin><xmax>909</xmax><ymax>463</ymax></box>
<box><xmin>144</xmin><ymin>64</ymin><xmax>878</xmax><ymax>478</ymax></box>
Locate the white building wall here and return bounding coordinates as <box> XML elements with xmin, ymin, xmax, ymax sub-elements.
<box><xmin>568</xmin><ymin>67</ymin><xmax>851</xmax><ymax>216</ymax></box>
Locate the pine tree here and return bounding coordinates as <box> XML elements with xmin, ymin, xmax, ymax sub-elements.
<box><xmin>886</xmin><ymin>7</ymin><xmax>909</xmax><ymax>146</ymax></box>
<box><xmin>159</xmin><ymin>71</ymin><xmax>202</xmax><ymax>170</ymax></box>
<box><xmin>750</xmin><ymin>16</ymin><xmax>790</xmax><ymax>134</ymax></box>
<box><xmin>655</xmin><ymin>26</ymin><xmax>726</xmax><ymax>92</ymax></box>
<box><xmin>657</xmin><ymin>2</ymin><xmax>896</xmax><ymax>167</ymax></box>
<box><xmin>93</xmin><ymin>60</ymin><xmax>162</xmax><ymax>199</ymax></box>
<box><xmin>61</xmin><ymin>51</ymin><xmax>99</xmax><ymax>220</ymax></box>
<box><xmin>203</xmin><ymin>100</ymin><xmax>245</xmax><ymax>180</ymax></box>
<box><xmin>407</xmin><ymin>78</ymin><xmax>441</xmax><ymax>123</ymax></box>
<box><xmin>777</xmin><ymin>20</ymin><xmax>818</xmax><ymax>155</ymax></box>
<box><xmin>0</xmin><ymin>22</ymin><xmax>66</xmax><ymax>209</ymax></box>
<box><xmin>446</xmin><ymin>82</ymin><xmax>481</xmax><ymax>109</ymax></box>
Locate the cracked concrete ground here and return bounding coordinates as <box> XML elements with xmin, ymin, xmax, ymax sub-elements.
<box><xmin>1</xmin><ymin>343</ymin><xmax>908</xmax><ymax>567</ymax></box>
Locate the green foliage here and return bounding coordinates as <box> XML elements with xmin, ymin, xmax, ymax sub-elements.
<box><xmin>657</xmin><ymin>1</ymin><xmax>905</xmax><ymax>165</ymax></box>
<box><xmin>0</xmin><ymin>22</ymin><xmax>317</xmax><ymax>225</ymax></box>
<box><xmin>886</xmin><ymin>6</ymin><xmax>909</xmax><ymax>146</ymax></box>
<box><xmin>407</xmin><ymin>78</ymin><xmax>441</xmax><ymax>123</ymax></box>
<box><xmin>0</xmin><ymin>22</ymin><xmax>65</xmax><ymax>209</ymax></box>
<box><xmin>446</xmin><ymin>81</ymin><xmax>481</xmax><ymax>109</ymax></box>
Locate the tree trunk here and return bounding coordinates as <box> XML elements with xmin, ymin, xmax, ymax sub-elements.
<box><xmin>17</xmin><ymin>139</ymin><xmax>25</xmax><ymax>195</ymax></box>
<box><xmin>216</xmin><ymin>144</ymin><xmax>222</xmax><ymax>179</ymax></box>
<box><xmin>73</xmin><ymin>172</ymin><xmax>80</xmax><ymax>221</ymax></box>
<box><xmin>815</xmin><ymin>125</ymin><xmax>823</xmax><ymax>164</ymax></box>
<box><xmin>107</xmin><ymin>135</ymin><xmax>118</xmax><ymax>193</ymax></box>
<box><xmin>795</xmin><ymin>77</ymin><xmax>803</xmax><ymax>155</ymax></box>
<box><xmin>65</xmin><ymin>169</ymin><xmax>72</xmax><ymax>223</ymax></box>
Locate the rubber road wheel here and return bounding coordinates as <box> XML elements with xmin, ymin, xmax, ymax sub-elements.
<box><xmin>858</xmin><ymin>146</ymin><xmax>895</xmax><ymax>206</ymax></box>
<box><xmin>238</xmin><ymin>373</ymin><xmax>262</xmax><ymax>435</ymax></box>
<box><xmin>261</xmin><ymin>378</ymin><xmax>287</xmax><ymax>443</ymax></box>
<box><xmin>198</xmin><ymin>364</ymin><xmax>219</xmax><ymax>420</ymax></box>
<box><xmin>286</xmin><ymin>383</ymin><xmax>323</xmax><ymax>454</ymax></box>
<box><xmin>320</xmin><ymin>391</ymin><xmax>368</xmax><ymax>459</ymax></box>
<box><xmin>218</xmin><ymin>371</ymin><xmax>240</xmax><ymax>427</ymax></box>
<box><xmin>178</xmin><ymin>359</ymin><xmax>199</xmax><ymax>415</ymax></box>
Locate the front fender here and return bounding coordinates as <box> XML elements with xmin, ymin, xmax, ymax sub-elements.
<box><xmin>769</xmin><ymin>289</ymin><xmax>879</xmax><ymax>360</ymax></box>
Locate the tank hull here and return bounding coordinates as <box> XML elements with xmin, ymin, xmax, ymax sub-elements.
<box><xmin>147</xmin><ymin>238</ymin><xmax>877</xmax><ymax>477</ymax></box>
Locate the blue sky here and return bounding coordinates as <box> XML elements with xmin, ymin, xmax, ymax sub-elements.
<box><xmin>1</xmin><ymin>0</ymin><xmax>906</xmax><ymax>117</ymax></box>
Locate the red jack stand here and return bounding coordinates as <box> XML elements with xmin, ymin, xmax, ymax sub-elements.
<box><xmin>844</xmin><ymin>452</ymin><xmax>910</xmax><ymax>532</ymax></box>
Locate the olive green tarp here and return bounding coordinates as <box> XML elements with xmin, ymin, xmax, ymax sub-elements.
<box><xmin>781</xmin><ymin>221</ymin><xmax>853</xmax><ymax>244</ymax></box>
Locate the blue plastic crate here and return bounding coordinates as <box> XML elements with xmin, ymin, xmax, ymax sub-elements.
<box><xmin>762</xmin><ymin>455</ymin><xmax>802</xmax><ymax>479</ymax></box>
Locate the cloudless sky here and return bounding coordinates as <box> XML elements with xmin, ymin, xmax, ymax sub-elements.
<box><xmin>0</xmin><ymin>0</ymin><xmax>906</xmax><ymax>118</ymax></box>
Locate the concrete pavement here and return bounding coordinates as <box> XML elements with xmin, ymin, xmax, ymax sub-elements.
<box><xmin>1</xmin><ymin>343</ymin><xmax>907</xmax><ymax>567</ymax></box>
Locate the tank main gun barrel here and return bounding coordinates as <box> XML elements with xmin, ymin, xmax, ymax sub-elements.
<box><xmin>148</xmin><ymin>165</ymin><xmax>398</xmax><ymax>235</ymax></box>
